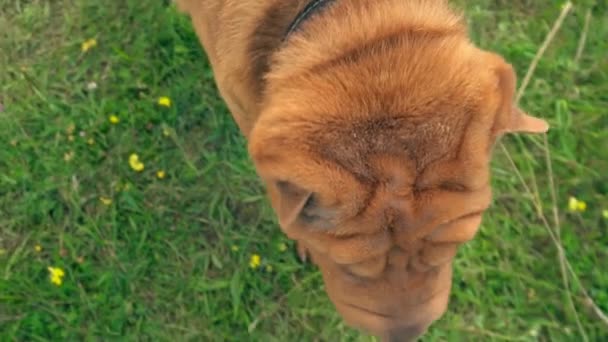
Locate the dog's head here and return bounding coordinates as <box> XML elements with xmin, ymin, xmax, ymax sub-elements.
<box><xmin>248</xmin><ymin>21</ymin><xmax>547</xmax><ymax>340</ymax></box>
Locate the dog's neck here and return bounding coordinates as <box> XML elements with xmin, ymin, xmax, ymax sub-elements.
<box><xmin>263</xmin><ymin>0</ymin><xmax>464</xmax><ymax>83</ymax></box>
<box><xmin>250</xmin><ymin>0</ymin><xmax>464</xmax><ymax>98</ymax></box>
<box><xmin>249</xmin><ymin>0</ymin><xmax>337</xmax><ymax>98</ymax></box>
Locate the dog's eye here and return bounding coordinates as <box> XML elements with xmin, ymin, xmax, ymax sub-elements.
<box><xmin>299</xmin><ymin>194</ymin><xmax>321</xmax><ymax>223</ymax></box>
<box><xmin>275</xmin><ymin>180</ymin><xmax>335</xmax><ymax>229</ymax></box>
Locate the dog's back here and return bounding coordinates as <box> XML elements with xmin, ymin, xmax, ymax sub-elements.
<box><xmin>176</xmin><ymin>0</ymin><xmax>313</xmax><ymax>135</ymax></box>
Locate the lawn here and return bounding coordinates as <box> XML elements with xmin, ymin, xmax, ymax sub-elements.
<box><xmin>0</xmin><ymin>0</ymin><xmax>607</xmax><ymax>341</ymax></box>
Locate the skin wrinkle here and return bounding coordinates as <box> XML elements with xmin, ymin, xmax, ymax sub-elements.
<box><xmin>306</xmin><ymin>27</ymin><xmax>466</xmax><ymax>78</ymax></box>
<box><xmin>344</xmin><ymin>253</ymin><xmax>388</xmax><ymax>279</ymax></box>
<box><xmin>351</xmin><ymin>182</ymin><xmax>379</xmax><ymax>218</ymax></box>
<box><xmin>314</xmin><ymin>115</ymin><xmax>462</xmax><ymax>181</ymax></box>
<box><xmin>343</xmin><ymin>301</ymin><xmax>395</xmax><ymax>319</ymax></box>
<box><xmin>426</xmin><ymin>212</ymin><xmax>483</xmax><ymax>243</ymax></box>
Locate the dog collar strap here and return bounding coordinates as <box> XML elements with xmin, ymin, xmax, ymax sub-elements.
<box><xmin>284</xmin><ymin>0</ymin><xmax>336</xmax><ymax>41</ymax></box>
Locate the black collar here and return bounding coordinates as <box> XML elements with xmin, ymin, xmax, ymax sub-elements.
<box><xmin>283</xmin><ymin>0</ymin><xmax>336</xmax><ymax>41</ymax></box>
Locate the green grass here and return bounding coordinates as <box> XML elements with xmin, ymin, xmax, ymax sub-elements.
<box><xmin>1</xmin><ymin>0</ymin><xmax>606</xmax><ymax>340</ymax></box>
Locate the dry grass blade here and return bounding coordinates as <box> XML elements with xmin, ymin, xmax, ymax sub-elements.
<box><xmin>516</xmin><ymin>2</ymin><xmax>573</xmax><ymax>103</ymax></box>
<box><xmin>541</xmin><ymin>135</ymin><xmax>587</xmax><ymax>341</ymax></box>
<box><xmin>499</xmin><ymin>143</ymin><xmax>587</xmax><ymax>340</ymax></box>
<box><xmin>499</xmin><ymin>1</ymin><xmax>607</xmax><ymax>339</ymax></box>
<box><xmin>574</xmin><ymin>8</ymin><xmax>592</xmax><ymax>65</ymax></box>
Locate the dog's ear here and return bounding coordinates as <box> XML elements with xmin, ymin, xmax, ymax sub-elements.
<box><xmin>275</xmin><ymin>181</ymin><xmax>335</xmax><ymax>229</ymax></box>
<box><xmin>491</xmin><ymin>55</ymin><xmax>549</xmax><ymax>134</ymax></box>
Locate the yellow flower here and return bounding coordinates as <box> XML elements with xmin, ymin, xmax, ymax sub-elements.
<box><xmin>34</xmin><ymin>245</ymin><xmax>42</xmax><ymax>253</ymax></box>
<box><xmin>157</xmin><ymin>96</ymin><xmax>171</xmax><ymax>107</ymax></box>
<box><xmin>156</xmin><ymin>170</ymin><xmax>166</xmax><ymax>179</ymax></box>
<box><xmin>86</xmin><ymin>81</ymin><xmax>98</xmax><ymax>91</ymax></box>
<box><xmin>578</xmin><ymin>201</ymin><xmax>587</xmax><ymax>212</ymax></box>
<box><xmin>568</xmin><ymin>197</ymin><xmax>577</xmax><ymax>211</ymax></box>
<box><xmin>48</xmin><ymin>266</ymin><xmax>65</xmax><ymax>286</ymax></box>
<box><xmin>231</xmin><ymin>245</ymin><xmax>239</xmax><ymax>252</ymax></box>
<box><xmin>568</xmin><ymin>197</ymin><xmax>587</xmax><ymax>213</ymax></box>
<box><xmin>87</xmin><ymin>138</ymin><xmax>95</xmax><ymax>145</ymax></box>
<box><xmin>109</xmin><ymin>114</ymin><xmax>120</xmax><ymax>124</ymax></box>
<box><xmin>64</xmin><ymin>151</ymin><xmax>75</xmax><ymax>162</ymax></box>
<box><xmin>66</xmin><ymin>123</ymin><xmax>76</xmax><ymax>135</ymax></box>
<box><xmin>99</xmin><ymin>197</ymin><xmax>112</xmax><ymax>205</ymax></box>
<box><xmin>128</xmin><ymin>154</ymin><xmax>145</xmax><ymax>172</ymax></box>
<box><xmin>249</xmin><ymin>254</ymin><xmax>261</xmax><ymax>269</ymax></box>
<box><xmin>81</xmin><ymin>38</ymin><xmax>97</xmax><ymax>52</ymax></box>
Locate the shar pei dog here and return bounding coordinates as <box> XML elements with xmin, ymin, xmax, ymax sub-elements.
<box><xmin>176</xmin><ymin>0</ymin><xmax>549</xmax><ymax>340</ymax></box>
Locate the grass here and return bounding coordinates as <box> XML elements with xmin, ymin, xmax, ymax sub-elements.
<box><xmin>0</xmin><ymin>0</ymin><xmax>606</xmax><ymax>340</ymax></box>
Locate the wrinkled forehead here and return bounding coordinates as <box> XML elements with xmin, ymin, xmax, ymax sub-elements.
<box><xmin>251</xmin><ymin>106</ymin><xmax>497</xmax><ymax>206</ymax></box>
<box><xmin>302</xmin><ymin>110</ymin><xmax>488</xmax><ymax>185</ymax></box>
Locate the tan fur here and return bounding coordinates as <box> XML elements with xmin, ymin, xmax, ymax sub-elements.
<box><xmin>177</xmin><ymin>0</ymin><xmax>548</xmax><ymax>340</ymax></box>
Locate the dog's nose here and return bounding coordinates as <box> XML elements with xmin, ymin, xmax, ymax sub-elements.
<box><xmin>382</xmin><ymin>324</ymin><xmax>428</xmax><ymax>342</ymax></box>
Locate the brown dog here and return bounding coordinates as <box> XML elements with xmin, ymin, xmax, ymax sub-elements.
<box><xmin>177</xmin><ymin>0</ymin><xmax>549</xmax><ymax>340</ymax></box>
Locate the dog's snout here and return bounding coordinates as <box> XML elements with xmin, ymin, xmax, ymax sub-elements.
<box><xmin>382</xmin><ymin>324</ymin><xmax>428</xmax><ymax>342</ymax></box>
